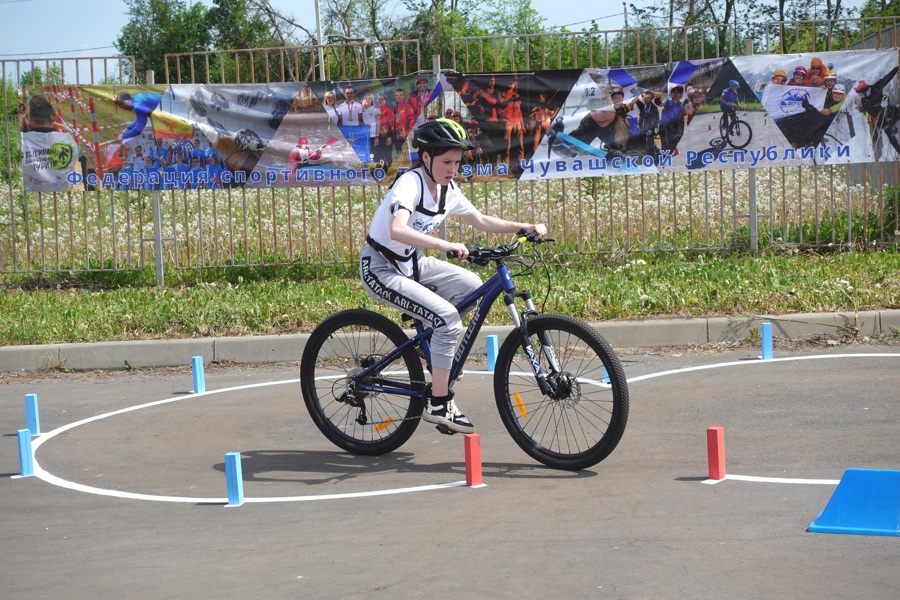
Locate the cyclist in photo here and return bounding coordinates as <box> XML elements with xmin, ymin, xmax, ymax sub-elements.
<box><xmin>720</xmin><ymin>80</ymin><xmax>741</xmax><ymax>130</ymax></box>
<box><xmin>360</xmin><ymin>118</ymin><xmax>547</xmax><ymax>433</ymax></box>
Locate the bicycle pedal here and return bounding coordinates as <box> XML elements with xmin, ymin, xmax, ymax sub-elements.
<box><xmin>435</xmin><ymin>424</ymin><xmax>458</xmax><ymax>436</ymax></box>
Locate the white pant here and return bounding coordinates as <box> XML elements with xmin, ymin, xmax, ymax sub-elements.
<box><xmin>360</xmin><ymin>246</ymin><xmax>482</xmax><ymax>370</ymax></box>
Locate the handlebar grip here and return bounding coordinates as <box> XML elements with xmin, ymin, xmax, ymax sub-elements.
<box><xmin>446</xmin><ymin>250</ymin><xmax>460</xmax><ymax>260</ymax></box>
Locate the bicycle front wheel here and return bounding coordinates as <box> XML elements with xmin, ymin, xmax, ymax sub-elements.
<box><xmin>493</xmin><ymin>314</ymin><xmax>629</xmax><ymax>470</ymax></box>
<box><xmin>300</xmin><ymin>309</ymin><xmax>425</xmax><ymax>455</ymax></box>
<box><xmin>727</xmin><ymin>119</ymin><xmax>752</xmax><ymax>149</ymax></box>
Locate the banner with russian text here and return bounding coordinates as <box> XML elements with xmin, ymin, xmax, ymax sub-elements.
<box><xmin>20</xmin><ymin>49</ymin><xmax>898</xmax><ymax>190</ymax></box>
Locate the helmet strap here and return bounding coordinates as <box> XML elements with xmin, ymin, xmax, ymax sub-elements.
<box><xmin>421</xmin><ymin>149</ymin><xmax>436</xmax><ymax>182</ymax></box>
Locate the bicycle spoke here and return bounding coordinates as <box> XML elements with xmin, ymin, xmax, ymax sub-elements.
<box><xmin>494</xmin><ymin>314</ymin><xmax>628</xmax><ymax>470</ymax></box>
<box><xmin>301</xmin><ymin>310</ymin><xmax>425</xmax><ymax>455</ymax></box>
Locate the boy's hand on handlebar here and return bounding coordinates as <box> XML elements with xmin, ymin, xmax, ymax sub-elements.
<box><xmin>443</xmin><ymin>241</ymin><xmax>469</xmax><ymax>260</ymax></box>
<box><xmin>518</xmin><ymin>224</ymin><xmax>549</xmax><ymax>240</ymax></box>
<box><xmin>527</xmin><ymin>223</ymin><xmax>548</xmax><ymax>238</ymax></box>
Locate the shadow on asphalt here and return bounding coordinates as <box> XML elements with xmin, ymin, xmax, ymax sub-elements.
<box><xmin>211</xmin><ymin>449</ymin><xmax>598</xmax><ymax>483</ymax></box>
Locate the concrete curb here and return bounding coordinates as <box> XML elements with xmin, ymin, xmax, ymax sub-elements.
<box><xmin>2</xmin><ymin>310</ymin><xmax>898</xmax><ymax>372</ymax></box>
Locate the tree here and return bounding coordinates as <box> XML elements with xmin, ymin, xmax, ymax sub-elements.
<box><xmin>114</xmin><ymin>0</ymin><xmax>212</xmax><ymax>83</ymax></box>
<box><xmin>209</xmin><ymin>0</ymin><xmax>279</xmax><ymax>49</ymax></box>
<box><xmin>18</xmin><ymin>65</ymin><xmax>64</xmax><ymax>88</ymax></box>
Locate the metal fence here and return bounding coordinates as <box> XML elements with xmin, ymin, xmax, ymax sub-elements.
<box><xmin>163</xmin><ymin>39</ymin><xmax>422</xmax><ymax>84</ymax></box>
<box><xmin>2</xmin><ymin>23</ymin><xmax>899</xmax><ymax>278</ymax></box>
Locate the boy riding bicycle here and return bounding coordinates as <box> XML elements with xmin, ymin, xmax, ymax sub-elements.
<box><xmin>720</xmin><ymin>80</ymin><xmax>741</xmax><ymax>130</ymax></box>
<box><xmin>360</xmin><ymin>118</ymin><xmax>547</xmax><ymax>433</ymax></box>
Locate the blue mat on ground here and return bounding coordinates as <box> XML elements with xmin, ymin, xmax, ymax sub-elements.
<box><xmin>808</xmin><ymin>468</ymin><xmax>900</xmax><ymax>536</ymax></box>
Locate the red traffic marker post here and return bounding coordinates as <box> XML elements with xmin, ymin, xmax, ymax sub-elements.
<box><xmin>707</xmin><ymin>426</ymin><xmax>726</xmax><ymax>480</ymax></box>
<box><xmin>464</xmin><ymin>433</ymin><xmax>483</xmax><ymax>487</ymax></box>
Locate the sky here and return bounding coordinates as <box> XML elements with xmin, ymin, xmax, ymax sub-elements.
<box><xmin>0</xmin><ymin>0</ymin><xmax>627</xmax><ymax>62</ymax></box>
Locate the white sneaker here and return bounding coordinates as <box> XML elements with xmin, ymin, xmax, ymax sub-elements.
<box><xmin>423</xmin><ymin>397</ymin><xmax>475</xmax><ymax>434</ymax></box>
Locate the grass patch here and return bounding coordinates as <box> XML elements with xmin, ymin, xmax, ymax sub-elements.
<box><xmin>2</xmin><ymin>246</ymin><xmax>900</xmax><ymax>346</ymax></box>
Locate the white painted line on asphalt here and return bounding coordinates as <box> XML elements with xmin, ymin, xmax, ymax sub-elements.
<box><xmin>702</xmin><ymin>474</ymin><xmax>840</xmax><ymax>485</ymax></box>
<box><xmin>26</xmin><ymin>353</ymin><xmax>900</xmax><ymax>501</ymax></box>
<box><xmin>626</xmin><ymin>353</ymin><xmax>900</xmax><ymax>384</ymax></box>
<box><xmin>29</xmin><ymin>378</ymin><xmax>477</xmax><ymax>504</ymax></box>
<box><xmin>630</xmin><ymin>353</ymin><xmax>900</xmax><ymax>488</ymax></box>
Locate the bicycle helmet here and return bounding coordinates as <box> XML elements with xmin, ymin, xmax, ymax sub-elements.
<box><xmin>411</xmin><ymin>118</ymin><xmax>474</xmax><ymax>152</ymax></box>
<box><xmin>728</xmin><ymin>79</ymin><xmax>739</xmax><ymax>87</ymax></box>
<box><xmin>793</xmin><ymin>66</ymin><xmax>807</xmax><ymax>76</ymax></box>
<box><xmin>824</xmin><ymin>71</ymin><xmax>837</xmax><ymax>81</ymax></box>
<box><xmin>833</xmin><ymin>84</ymin><xmax>846</xmax><ymax>95</ymax></box>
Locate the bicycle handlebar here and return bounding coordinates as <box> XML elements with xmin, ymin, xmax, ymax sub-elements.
<box><xmin>446</xmin><ymin>229</ymin><xmax>554</xmax><ymax>265</ymax></box>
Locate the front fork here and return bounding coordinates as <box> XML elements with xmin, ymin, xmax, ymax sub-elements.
<box><xmin>504</xmin><ymin>290</ymin><xmax>561</xmax><ymax>397</ymax></box>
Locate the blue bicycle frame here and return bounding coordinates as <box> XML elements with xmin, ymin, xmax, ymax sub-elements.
<box><xmin>350</xmin><ymin>259</ymin><xmax>553</xmax><ymax>399</ymax></box>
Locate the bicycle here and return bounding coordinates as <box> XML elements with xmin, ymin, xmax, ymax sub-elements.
<box><xmin>719</xmin><ymin>110</ymin><xmax>753</xmax><ymax>149</ymax></box>
<box><xmin>300</xmin><ymin>231</ymin><xmax>629</xmax><ymax>471</ymax></box>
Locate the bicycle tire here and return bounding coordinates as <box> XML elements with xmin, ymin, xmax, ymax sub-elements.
<box><xmin>719</xmin><ymin>115</ymin><xmax>730</xmax><ymax>139</ymax></box>
<box><xmin>727</xmin><ymin>119</ymin><xmax>753</xmax><ymax>149</ymax></box>
<box><xmin>493</xmin><ymin>314</ymin><xmax>629</xmax><ymax>470</ymax></box>
<box><xmin>300</xmin><ymin>309</ymin><xmax>425</xmax><ymax>455</ymax></box>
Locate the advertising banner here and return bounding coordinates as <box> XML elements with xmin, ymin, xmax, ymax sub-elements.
<box><xmin>20</xmin><ymin>49</ymin><xmax>899</xmax><ymax>191</ymax></box>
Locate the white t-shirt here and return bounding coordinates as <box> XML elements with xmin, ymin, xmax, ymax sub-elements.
<box><xmin>367</xmin><ymin>168</ymin><xmax>477</xmax><ymax>276</ymax></box>
<box><xmin>336</xmin><ymin>101</ymin><xmax>363</xmax><ymax>126</ymax></box>
<box><xmin>362</xmin><ymin>106</ymin><xmax>379</xmax><ymax>137</ymax></box>
<box><xmin>21</xmin><ymin>130</ymin><xmax>78</xmax><ymax>192</ymax></box>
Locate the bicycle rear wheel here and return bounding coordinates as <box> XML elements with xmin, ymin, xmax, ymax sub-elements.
<box><xmin>727</xmin><ymin>119</ymin><xmax>752</xmax><ymax>149</ymax></box>
<box><xmin>300</xmin><ymin>309</ymin><xmax>425</xmax><ymax>455</ymax></box>
<box><xmin>493</xmin><ymin>314</ymin><xmax>629</xmax><ymax>470</ymax></box>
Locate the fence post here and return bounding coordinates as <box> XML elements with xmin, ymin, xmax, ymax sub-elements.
<box><xmin>152</xmin><ymin>189</ymin><xmax>164</xmax><ymax>286</ymax></box>
<box><xmin>745</xmin><ymin>40</ymin><xmax>758</xmax><ymax>254</ymax></box>
<box><xmin>749</xmin><ymin>168</ymin><xmax>758</xmax><ymax>253</ymax></box>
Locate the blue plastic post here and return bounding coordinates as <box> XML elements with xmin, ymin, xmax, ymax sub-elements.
<box><xmin>17</xmin><ymin>429</ymin><xmax>34</xmax><ymax>477</ymax></box>
<box><xmin>486</xmin><ymin>335</ymin><xmax>499</xmax><ymax>372</ymax></box>
<box><xmin>225</xmin><ymin>452</ymin><xmax>244</xmax><ymax>507</ymax></box>
<box><xmin>25</xmin><ymin>393</ymin><xmax>40</xmax><ymax>436</ymax></box>
<box><xmin>761</xmin><ymin>322</ymin><xmax>773</xmax><ymax>360</ymax></box>
<box><xmin>191</xmin><ymin>356</ymin><xmax>206</xmax><ymax>393</ymax></box>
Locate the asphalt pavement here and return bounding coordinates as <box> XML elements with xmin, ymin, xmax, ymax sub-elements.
<box><xmin>2</xmin><ymin>344</ymin><xmax>899</xmax><ymax>599</ymax></box>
